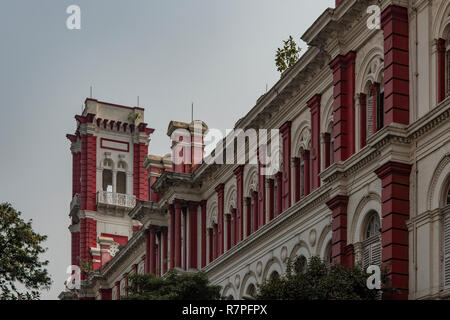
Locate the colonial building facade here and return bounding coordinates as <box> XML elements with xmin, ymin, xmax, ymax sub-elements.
<box><xmin>64</xmin><ymin>0</ymin><xmax>450</xmax><ymax>300</ymax></box>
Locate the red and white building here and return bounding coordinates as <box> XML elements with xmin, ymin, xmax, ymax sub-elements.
<box><xmin>63</xmin><ymin>0</ymin><xmax>450</xmax><ymax>300</ymax></box>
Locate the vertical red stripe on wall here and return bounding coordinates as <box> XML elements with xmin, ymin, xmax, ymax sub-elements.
<box><xmin>200</xmin><ymin>200</ymin><xmax>207</xmax><ymax>268</ymax></box>
<box><xmin>215</xmin><ymin>184</ymin><xmax>225</xmax><ymax>256</ymax></box>
<box><xmin>174</xmin><ymin>201</ymin><xmax>182</xmax><ymax>268</ymax></box>
<box><xmin>234</xmin><ymin>166</ymin><xmax>244</xmax><ymax>243</ymax></box>
<box><xmin>381</xmin><ymin>5</ymin><xmax>410</xmax><ymax>125</ymax></box>
<box><xmin>169</xmin><ymin>205</ymin><xmax>175</xmax><ymax>269</ymax></box>
<box><xmin>437</xmin><ymin>38</ymin><xmax>446</xmax><ymax>103</ymax></box>
<box><xmin>326</xmin><ymin>195</ymin><xmax>349</xmax><ymax>265</ymax></box>
<box><xmin>245</xmin><ymin>197</ymin><xmax>252</xmax><ymax>237</ymax></box>
<box><xmin>133</xmin><ymin>143</ymin><xmax>149</xmax><ymax>201</ymax></box>
<box><xmin>257</xmin><ymin>149</ymin><xmax>266</xmax><ymax>228</ymax></box>
<box><xmin>329</xmin><ymin>52</ymin><xmax>356</xmax><ymax>162</ymax></box>
<box><xmin>280</xmin><ymin>121</ymin><xmax>292</xmax><ymax>211</ymax></box>
<box><xmin>100</xmin><ymin>288</ymin><xmax>112</xmax><ymax>300</ymax></box>
<box><xmin>81</xmin><ymin>134</ymin><xmax>97</xmax><ymax>211</ymax></box>
<box><xmin>307</xmin><ymin>94</ymin><xmax>321</xmax><ymax>191</ymax></box>
<box><xmin>162</xmin><ymin>227</ymin><xmax>168</xmax><ymax>274</ymax></box>
<box><xmin>268</xmin><ymin>179</ymin><xmax>274</xmax><ymax>221</ymax></box>
<box><xmin>359</xmin><ymin>93</ymin><xmax>367</xmax><ymax>149</ymax></box>
<box><xmin>375</xmin><ymin>161</ymin><xmax>411</xmax><ymax>300</ymax></box>
<box><xmin>188</xmin><ymin>202</ymin><xmax>198</xmax><ymax>270</ymax></box>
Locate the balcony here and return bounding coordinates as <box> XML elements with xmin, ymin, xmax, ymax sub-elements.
<box><xmin>97</xmin><ymin>191</ymin><xmax>136</xmax><ymax>209</ymax></box>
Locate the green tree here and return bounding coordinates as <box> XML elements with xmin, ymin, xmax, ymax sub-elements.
<box><xmin>257</xmin><ymin>256</ymin><xmax>382</xmax><ymax>300</ymax></box>
<box><xmin>0</xmin><ymin>203</ymin><xmax>51</xmax><ymax>300</ymax></box>
<box><xmin>275</xmin><ymin>36</ymin><xmax>301</xmax><ymax>73</ymax></box>
<box><xmin>124</xmin><ymin>270</ymin><xmax>221</xmax><ymax>300</ymax></box>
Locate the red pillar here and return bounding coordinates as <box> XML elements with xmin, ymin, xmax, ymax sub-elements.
<box><xmin>215</xmin><ymin>184</ymin><xmax>225</xmax><ymax>256</ymax></box>
<box><xmin>231</xmin><ymin>208</ymin><xmax>237</xmax><ymax>246</ymax></box>
<box><xmin>145</xmin><ymin>229</ymin><xmax>150</xmax><ymax>274</ymax></box>
<box><xmin>133</xmin><ymin>142</ymin><xmax>149</xmax><ymax>201</ymax></box>
<box><xmin>188</xmin><ymin>202</ymin><xmax>198</xmax><ymax>270</ymax></box>
<box><xmin>275</xmin><ymin>173</ymin><xmax>282</xmax><ymax>216</ymax></box>
<box><xmin>375</xmin><ymin>162</ymin><xmax>411</xmax><ymax>300</ymax></box>
<box><xmin>438</xmin><ymin>39</ymin><xmax>446</xmax><ymax>103</ymax></box>
<box><xmin>245</xmin><ymin>197</ymin><xmax>252</xmax><ymax>237</ymax></box>
<box><xmin>308</xmin><ymin>94</ymin><xmax>321</xmax><ymax>191</ymax></box>
<box><xmin>381</xmin><ymin>5</ymin><xmax>410</xmax><ymax>125</ymax></box>
<box><xmin>258</xmin><ymin>149</ymin><xmax>266</xmax><ymax>228</ymax></box>
<box><xmin>100</xmin><ymin>288</ymin><xmax>112</xmax><ymax>300</ymax></box>
<box><xmin>213</xmin><ymin>224</ymin><xmax>218</xmax><ymax>259</ymax></box>
<box><xmin>183</xmin><ymin>209</ymin><xmax>187</xmax><ymax>270</ymax></box>
<box><xmin>324</xmin><ymin>133</ymin><xmax>331</xmax><ymax>169</ymax></box>
<box><xmin>149</xmin><ymin>227</ymin><xmax>156</xmax><ymax>274</ymax></box>
<box><xmin>169</xmin><ymin>205</ymin><xmax>175</xmax><ymax>269</ymax></box>
<box><xmin>280</xmin><ymin>121</ymin><xmax>292</xmax><ymax>211</ymax></box>
<box><xmin>329</xmin><ymin>51</ymin><xmax>356</xmax><ymax>162</ymax></box>
<box><xmin>200</xmin><ymin>200</ymin><xmax>207</xmax><ymax>268</ymax></box>
<box><xmin>326</xmin><ymin>195</ymin><xmax>349</xmax><ymax>265</ymax></box>
<box><xmin>115</xmin><ymin>281</ymin><xmax>120</xmax><ymax>300</ymax></box>
<box><xmin>293</xmin><ymin>157</ymin><xmax>300</xmax><ymax>202</ymax></box>
<box><xmin>226</xmin><ymin>214</ymin><xmax>231</xmax><ymax>251</ymax></box>
<box><xmin>208</xmin><ymin>228</ymin><xmax>213</xmax><ymax>263</ymax></box>
<box><xmin>252</xmin><ymin>191</ymin><xmax>259</xmax><ymax>232</ymax></box>
<box><xmin>370</xmin><ymin>83</ymin><xmax>380</xmax><ymax>134</ymax></box>
<box><xmin>234</xmin><ymin>166</ymin><xmax>244</xmax><ymax>243</ymax></box>
<box><xmin>267</xmin><ymin>179</ymin><xmax>274</xmax><ymax>221</ymax></box>
<box><xmin>302</xmin><ymin>150</ymin><xmax>311</xmax><ymax>196</ymax></box>
<box><xmin>359</xmin><ymin>93</ymin><xmax>367</xmax><ymax>149</ymax></box>
<box><xmin>162</xmin><ymin>227</ymin><xmax>168</xmax><ymax>274</ymax></box>
<box><xmin>174</xmin><ymin>200</ymin><xmax>182</xmax><ymax>268</ymax></box>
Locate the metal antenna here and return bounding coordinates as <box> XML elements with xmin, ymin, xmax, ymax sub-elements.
<box><xmin>137</xmin><ymin>96</ymin><xmax>140</xmax><ymax>107</ymax></box>
<box><xmin>191</xmin><ymin>102</ymin><xmax>194</xmax><ymax>122</ymax></box>
<box><xmin>90</xmin><ymin>86</ymin><xmax>93</xmax><ymax>98</ymax></box>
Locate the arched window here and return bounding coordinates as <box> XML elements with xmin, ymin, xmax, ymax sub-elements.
<box><xmin>362</xmin><ymin>212</ymin><xmax>382</xmax><ymax>269</ymax></box>
<box><xmin>116</xmin><ymin>161</ymin><xmax>127</xmax><ymax>194</ymax></box>
<box><xmin>102</xmin><ymin>158</ymin><xmax>113</xmax><ymax>192</ymax></box>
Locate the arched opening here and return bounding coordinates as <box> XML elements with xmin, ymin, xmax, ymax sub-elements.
<box><xmin>269</xmin><ymin>271</ymin><xmax>280</xmax><ymax>281</ymax></box>
<box><xmin>243</xmin><ymin>283</ymin><xmax>256</xmax><ymax>300</ymax></box>
<box><xmin>116</xmin><ymin>171</ymin><xmax>126</xmax><ymax>194</ymax></box>
<box><xmin>102</xmin><ymin>169</ymin><xmax>113</xmax><ymax>192</ymax></box>
<box><xmin>362</xmin><ymin>211</ymin><xmax>382</xmax><ymax>269</ymax></box>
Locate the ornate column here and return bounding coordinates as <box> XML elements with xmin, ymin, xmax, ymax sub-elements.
<box><xmin>162</xmin><ymin>227</ymin><xmax>168</xmax><ymax>274</ymax></box>
<box><xmin>329</xmin><ymin>51</ymin><xmax>357</xmax><ymax>162</ymax></box>
<box><xmin>302</xmin><ymin>150</ymin><xmax>311</xmax><ymax>196</ymax></box>
<box><xmin>381</xmin><ymin>5</ymin><xmax>410</xmax><ymax>125</ymax></box>
<box><xmin>231</xmin><ymin>208</ymin><xmax>237</xmax><ymax>246</ymax></box>
<box><xmin>234</xmin><ymin>166</ymin><xmax>244</xmax><ymax>243</ymax></box>
<box><xmin>169</xmin><ymin>205</ymin><xmax>175</xmax><ymax>269</ymax></box>
<box><xmin>200</xmin><ymin>200</ymin><xmax>207</xmax><ymax>268</ymax></box>
<box><xmin>326</xmin><ymin>195</ymin><xmax>349</xmax><ymax>265</ymax></box>
<box><xmin>293</xmin><ymin>157</ymin><xmax>300</xmax><ymax>202</ymax></box>
<box><xmin>149</xmin><ymin>226</ymin><xmax>156</xmax><ymax>274</ymax></box>
<box><xmin>275</xmin><ymin>172</ymin><xmax>282</xmax><ymax>216</ymax></box>
<box><xmin>226</xmin><ymin>214</ymin><xmax>232</xmax><ymax>251</ymax></box>
<box><xmin>174</xmin><ymin>200</ymin><xmax>182</xmax><ymax>268</ymax></box>
<box><xmin>375</xmin><ymin>162</ymin><xmax>412</xmax><ymax>300</ymax></box>
<box><xmin>280</xmin><ymin>121</ymin><xmax>292</xmax><ymax>211</ymax></box>
<box><xmin>267</xmin><ymin>179</ymin><xmax>274</xmax><ymax>221</ymax></box>
<box><xmin>216</xmin><ymin>184</ymin><xmax>225</xmax><ymax>256</ymax></box>
<box><xmin>245</xmin><ymin>197</ymin><xmax>252</xmax><ymax>237</ymax></box>
<box><xmin>307</xmin><ymin>94</ymin><xmax>321</xmax><ymax>191</ymax></box>
<box><xmin>252</xmin><ymin>191</ymin><xmax>259</xmax><ymax>232</ymax></box>
<box><xmin>188</xmin><ymin>201</ymin><xmax>199</xmax><ymax>270</ymax></box>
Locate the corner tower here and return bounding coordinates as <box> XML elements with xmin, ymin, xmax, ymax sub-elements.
<box><xmin>66</xmin><ymin>98</ymin><xmax>154</xmax><ymax>274</ymax></box>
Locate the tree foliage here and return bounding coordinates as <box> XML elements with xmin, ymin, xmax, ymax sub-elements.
<box><xmin>124</xmin><ymin>270</ymin><xmax>221</xmax><ymax>300</ymax></box>
<box><xmin>0</xmin><ymin>203</ymin><xmax>51</xmax><ymax>300</ymax></box>
<box><xmin>275</xmin><ymin>36</ymin><xmax>301</xmax><ymax>73</ymax></box>
<box><xmin>257</xmin><ymin>256</ymin><xmax>381</xmax><ymax>300</ymax></box>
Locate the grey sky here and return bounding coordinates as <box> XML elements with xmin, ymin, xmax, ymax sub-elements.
<box><xmin>0</xmin><ymin>0</ymin><xmax>334</xmax><ymax>299</ymax></box>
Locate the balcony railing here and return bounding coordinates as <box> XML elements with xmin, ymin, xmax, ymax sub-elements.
<box><xmin>97</xmin><ymin>191</ymin><xmax>136</xmax><ymax>209</ymax></box>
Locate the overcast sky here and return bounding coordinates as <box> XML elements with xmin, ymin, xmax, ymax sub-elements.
<box><xmin>0</xmin><ymin>0</ymin><xmax>334</xmax><ymax>299</ymax></box>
